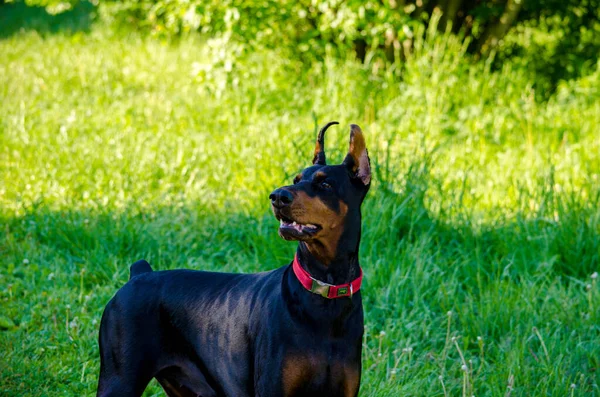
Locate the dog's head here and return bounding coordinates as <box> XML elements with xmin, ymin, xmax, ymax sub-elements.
<box><xmin>270</xmin><ymin>122</ymin><xmax>371</xmax><ymax>263</ymax></box>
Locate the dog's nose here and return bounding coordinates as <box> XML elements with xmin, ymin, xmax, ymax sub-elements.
<box><xmin>269</xmin><ymin>188</ymin><xmax>293</xmax><ymax>208</ymax></box>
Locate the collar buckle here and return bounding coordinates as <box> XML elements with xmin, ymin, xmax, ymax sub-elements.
<box><xmin>310</xmin><ymin>278</ymin><xmax>332</xmax><ymax>298</ymax></box>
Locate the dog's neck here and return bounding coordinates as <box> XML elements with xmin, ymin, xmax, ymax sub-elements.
<box><xmin>295</xmin><ymin>216</ymin><xmax>362</xmax><ymax>286</ymax></box>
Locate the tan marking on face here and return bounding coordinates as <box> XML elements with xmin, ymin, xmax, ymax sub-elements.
<box><xmin>313</xmin><ymin>171</ymin><xmax>327</xmax><ymax>180</ymax></box>
<box><xmin>291</xmin><ymin>191</ymin><xmax>348</xmax><ymax>264</ymax></box>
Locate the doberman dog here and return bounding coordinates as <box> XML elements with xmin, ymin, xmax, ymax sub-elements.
<box><xmin>96</xmin><ymin>122</ymin><xmax>372</xmax><ymax>397</ymax></box>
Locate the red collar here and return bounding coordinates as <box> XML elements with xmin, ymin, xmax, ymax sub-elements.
<box><xmin>292</xmin><ymin>255</ymin><xmax>363</xmax><ymax>299</ymax></box>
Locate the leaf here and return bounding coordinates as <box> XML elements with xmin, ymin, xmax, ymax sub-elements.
<box><xmin>0</xmin><ymin>315</ymin><xmax>16</xmax><ymax>330</ymax></box>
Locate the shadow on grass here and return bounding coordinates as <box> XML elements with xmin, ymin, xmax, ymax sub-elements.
<box><xmin>373</xmin><ymin>186</ymin><xmax>599</xmax><ymax>279</ymax></box>
<box><xmin>0</xmin><ymin>205</ymin><xmax>294</xmax><ymax>292</ymax></box>
<box><xmin>1</xmin><ymin>178</ymin><xmax>598</xmax><ymax>293</ymax></box>
<box><xmin>367</xmin><ymin>160</ymin><xmax>599</xmax><ymax>281</ymax></box>
<box><xmin>0</xmin><ymin>1</ymin><xmax>96</xmax><ymax>39</ymax></box>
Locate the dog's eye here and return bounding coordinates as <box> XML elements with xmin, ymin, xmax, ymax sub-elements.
<box><xmin>293</xmin><ymin>176</ymin><xmax>301</xmax><ymax>185</ymax></box>
<box><xmin>320</xmin><ymin>181</ymin><xmax>332</xmax><ymax>190</ymax></box>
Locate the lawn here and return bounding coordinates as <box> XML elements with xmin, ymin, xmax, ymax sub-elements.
<box><xmin>1</xmin><ymin>14</ymin><xmax>599</xmax><ymax>397</ymax></box>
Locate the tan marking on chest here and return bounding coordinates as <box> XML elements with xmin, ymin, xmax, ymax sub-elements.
<box><xmin>282</xmin><ymin>354</ymin><xmax>360</xmax><ymax>397</ymax></box>
<box><xmin>282</xmin><ymin>354</ymin><xmax>318</xmax><ymax>396</ymax></box>
<box><xmin>334</xmin><ymin>362</ymin><xmax>360</xmax><ymax>397</ymax></box>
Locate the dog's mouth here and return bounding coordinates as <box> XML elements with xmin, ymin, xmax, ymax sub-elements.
<box><xmin>275</xmin><ymin>212</ymin><xmax>321</xmax><ymax>241</ymax></box>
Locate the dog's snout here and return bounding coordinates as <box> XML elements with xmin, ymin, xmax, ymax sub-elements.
<box><xmin>270</xmin><ymin>188</ymin><xmax>293</xmax><ymax>208</ymax></box>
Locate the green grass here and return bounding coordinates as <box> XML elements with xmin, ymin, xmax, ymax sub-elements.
<box><xmin>1</xmin><ymin>18</ymin><xmax>599</xmax><ymax>396</ymax></box>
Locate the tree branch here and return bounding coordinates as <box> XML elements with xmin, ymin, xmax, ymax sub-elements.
<box><xmin>476</xmin><ymin>0</ymin><xmax>524</xmax><ymax>54</ymax></box>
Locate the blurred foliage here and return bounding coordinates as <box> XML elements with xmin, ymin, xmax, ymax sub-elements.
<box><xmin>2</xmin><ymin>0</ymin><xmax>599</xmax><ymax>96</ymax></box>
<box><xmin>0</xmin><ymin>0</ymin><xmax>95</xmax><ymax>37</ymax></box>
<box><xmin>498</xmin><ymin>0</ymin><xmax>600</xmax><ymax>94</ymax></box>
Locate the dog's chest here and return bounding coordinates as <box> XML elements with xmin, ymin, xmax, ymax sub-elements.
<box><xmin>280</xmin><ymin>353</ymin><xmax>360</xmax><ymax>397</ymax></box>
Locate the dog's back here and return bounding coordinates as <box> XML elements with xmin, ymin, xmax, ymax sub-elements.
<box><xmin>98</xmin><ymin>266</ymin><xmax>287</xmax><ymax>396</ymax></box>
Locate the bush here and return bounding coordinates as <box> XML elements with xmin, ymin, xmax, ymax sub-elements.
<box><xmin>102</xmin><ymin>0</ymin><xmax>600</xmax><ymax>97</ymax></box>
<box><xmin>6</xmin><ymin>0</ymin><xmax>600</xmax><ymax>96</ymax></box>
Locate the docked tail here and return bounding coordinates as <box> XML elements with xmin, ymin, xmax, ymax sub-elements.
<box><xmin>129</xmin><ymin>259</ymin><xmax>153</xmax><ymax>279</ymax></box>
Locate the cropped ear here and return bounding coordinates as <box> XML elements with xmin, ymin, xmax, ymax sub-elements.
<box><xmin>312</xmin><ymin>121</ymin><xmax>339</xmax><ymax>165</ymax></box>
<box><xmin>343</xmin><ymin>124</ymin><xmax>371</xmax><ymax>185</ymax></box>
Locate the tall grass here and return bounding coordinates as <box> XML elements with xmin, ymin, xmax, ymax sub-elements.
<box><xmin>0</xmin><ymin>22</ymin><xmax>599</xmax><ymax>396</ymax></box>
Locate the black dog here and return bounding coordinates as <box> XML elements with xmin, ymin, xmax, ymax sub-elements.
<box><xmin>97</xmin><ymin>122</ymin><xmax>371</xmax><ymax>397</ymax></box>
